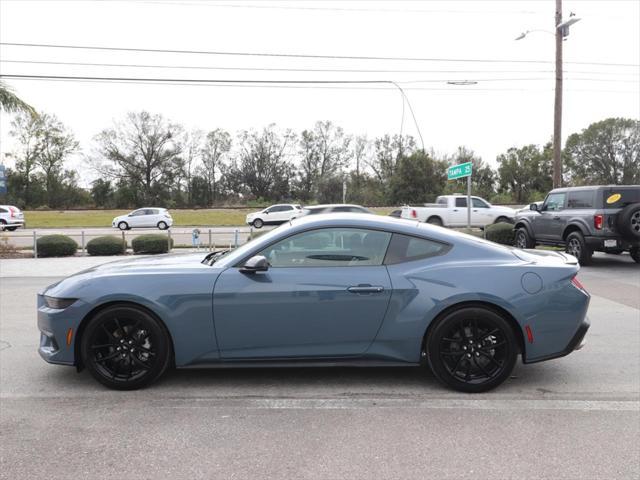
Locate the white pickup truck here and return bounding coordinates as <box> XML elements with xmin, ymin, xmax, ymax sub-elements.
<box><xmin>400</xmin><ymin>195</ymin><xmax>516</xmax><ymax>227</ymax></box>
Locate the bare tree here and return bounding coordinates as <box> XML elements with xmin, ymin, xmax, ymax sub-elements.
<box><xmin>9</xmin><ymin>113</ymin><xmax>43</xmax><ymax>206</ymax></box>
<box><xmin>181</xmin><ymin>129</ymin><xmax>204</xmax><ymax>205</ymax></box>
<box><xmin>92</xmin><ymin>111</ymin><xmax>183</xmax><ymax>204</ymax></box>
<box><xmin>200</xmin><ymin>128</ymin><xmax>231</xmax><ymax>205</ymax></box>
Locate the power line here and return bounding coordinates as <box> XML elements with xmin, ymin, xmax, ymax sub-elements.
<box><xmin>3</xmin><ymin>59</ymin><xmax>638</xmax><ymax>77</ymax></box>
<box><xmin>2</xmin><ymin>42</ymin><xmax>638</xmax><ymax>67</ymax></box>
<box><xmin>2</xmin><ymin>74</ymin><xmax>635</xmax><ymax>94</ymax></box>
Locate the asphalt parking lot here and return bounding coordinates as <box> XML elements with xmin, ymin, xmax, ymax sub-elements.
<box><xmin>0</xmin><ymin>253</ymin><xmax>638</xmax><ymax>479</ymax></box>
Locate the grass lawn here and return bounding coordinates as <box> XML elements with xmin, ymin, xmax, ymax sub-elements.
<box><xmin>24</xmin><ymin>207</ymin><xmax>396</xmax><ymax>228</ymax></box>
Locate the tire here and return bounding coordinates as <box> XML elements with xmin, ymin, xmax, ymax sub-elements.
<box><xmin>630</xmin><ymin>247</ymin><xmax>640</xmax><ymax>264</ymax></box>
<box><xmin>565</xmin><ymin>231</ymin><xmax>593</xmax><ymax>265</ymax></box>
<box><xmin>80</xmin><ymin>305</ymin><xmax>172</xmax><ymax>390</ymax></box>
<box><xmin>5</xmin><ymin>226</ymin><xmax>17</xmax><ymax>231</ymax></box>
<box><xmin>252</xmin><ymin>218</ymin><xmax>264</xmax><ymax>229</ymax></box>
<box><xmin>616</xmin><ymin>203</ymin><xmax>640</xmax><ymax>241</ymax></box>
<box><xmin>0</xmin><ymin>220</ymin><xmax>6</xmax><ymax>231</ymax></box>
<box><xmin>426</xmin><ymin>216</ymin><xmax>443</xmax><ymax>226</ymax></box>
<box><xmin>515</xmin><ymin>227</ymin><xmax>535</xmax><ymax>249</ymax></box>
<box><xmin>426</xmin><ymin>307</ymin><xmax>518</xmax><ymax>393</ymax></box>
<box><xmin>157</xmin><ymin>221</ymin><xmax>168</xmax><ymax>230</ymax></box>
<box><xmin>118</xmin><ymin>221</ymin><xmax>129</xmax><ymax>231</ymax></box>
<box><xmin>495</xmin><ymin>216</ymin><xmax>510</xmax><ymax>224</ymax></box>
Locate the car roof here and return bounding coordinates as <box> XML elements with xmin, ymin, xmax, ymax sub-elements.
<box><xmin>549</xmin><ymin>185</ymin><xmax>640</xmax><ymax>193</ymax></box>
<box><xmin>305</xmin><ymin>204</ymin><xmax>367</xmax><ymax>209</ymax></box>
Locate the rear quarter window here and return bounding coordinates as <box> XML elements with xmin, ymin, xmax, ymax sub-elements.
<box><xmin>602</xmin><ymin>188</ymin><xmax>640</xmax><ymax>209</ymax></box>
<box><xmin>384</xmin><ymin>233</ymin><xmax>451</xmax><ymax>265</ymax></box>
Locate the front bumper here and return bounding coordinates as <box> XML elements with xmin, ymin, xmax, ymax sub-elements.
<box><xmin>37</xmin><ymin>294</ymin><xmax>86</xmax><ymax>366</ymax></box>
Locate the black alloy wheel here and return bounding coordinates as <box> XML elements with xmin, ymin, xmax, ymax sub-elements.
<box><xmin>515</xmin><ymin>228</ymin><xmax>535</xmax><ymax>249</ymax></box>
<box><xmin>80</xmin><ymin>305</ymin><xmax>171</xmax><ymax>390</ymax></box>
<box><xmin>253</xmin><ymin>218</ymin><xmax>264</xmax><ymax>229</ymax></box>
<box><xmin>426</xmin><ymin>307</ymin><xmax>518</xmax><ymax>393</ymax></box>
<box><xmin>118</xmin><ymin>221</ymin><xmax>129</xmax><ymax>231</ymax></box>
<box><xmin>565</xmin><ymin>231</ymin><xmax>592</xmax><ymax>265</ymax></box>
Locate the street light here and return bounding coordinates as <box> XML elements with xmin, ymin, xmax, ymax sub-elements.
<box><xmin>516</xmin><ymin>1</ymin><xmax>581</xmax><ymax>188</ymax></box>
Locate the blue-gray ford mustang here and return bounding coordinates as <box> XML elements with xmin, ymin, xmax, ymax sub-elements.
<box><xmin>38</xmin><ymin>214</ymin><xmax>590</xmax><ymax>392</ymax></box>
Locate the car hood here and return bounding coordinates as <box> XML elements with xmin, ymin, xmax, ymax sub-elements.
<box><xmin>492</xmin><ymin>205</ymin><xmax>517</xmax><ymax>215</ymax></box>
<box><xmin>43</xmin><ymin>253</ymin><xmax>218</xmax><ymax>296</ymax></box>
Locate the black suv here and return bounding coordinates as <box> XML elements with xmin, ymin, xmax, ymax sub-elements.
<box><xmin>514</xmin><ymin>185</ymin><xmax>640</xmax><ymax>264</ymax></box>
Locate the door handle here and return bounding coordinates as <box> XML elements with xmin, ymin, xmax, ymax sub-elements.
<box><xmin>347</xmin><ymin>285</ymin><xmax>384</xmax><ymax>294</ymax></box>
<box><xmin>453</xmin><ymin>209</ymin><xmax>458</xmax><ymax>212</ymax></box>
<box><xmin>553</xmin><ymin>216</ymin><xmax>561</xmax><ymax>220</ymax></box>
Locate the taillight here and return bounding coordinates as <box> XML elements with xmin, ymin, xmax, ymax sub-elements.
<box><xmin>593</xmin><ymin>214</ymin><xmax>603</xmax><ymax>230</ymax></box>
<box><xmin>9</xmin><ymin>207</ymin><xmax>16</xmax><ymax>218</ymax></box>
<box><xmin>571</xmin><ymin>276</ymin><xmax>587</xmax><ymax>292</ymax></box>
<box><xmin>411</xmin><ymin>209</ymin><xmax>417</xmax><ymax>219</ymax></box>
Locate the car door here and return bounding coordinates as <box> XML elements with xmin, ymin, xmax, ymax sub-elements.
<box><xmin>128</xmin><ymin>209</ymin><xmax>146</xmax><ymax>227</ymax></box>
<box><xmin>471</xmin><ymin>197</ymin><xmax>492</xmax><ymax>226</ymax></box>
<box><xmin>535</xmin><ymin>192</ymin><xmax>567</xmax><ymax>240</ymax></box>
<box><xmin>213</xmin><ymin>227</ymin><xmax>393</xmax><ymax>359</ymax></box>
<box><xmin>450</xmin><ymin>197</ymin><xmax>469</xmax><ymax>226</ymax></box>
<box><xmin>275</xmin><ymin>205</ymin><xmax>294</xmax><ymax>222</ymax></box>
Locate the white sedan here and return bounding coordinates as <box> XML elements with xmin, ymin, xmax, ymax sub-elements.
<box><xmin>246</xmin><ymin>204</ymin><xmax>302</xmax><ymax>228</ymax></box>
<box><xmin>112</xmin><ymin>208</ymin><xmax>173</xmax><ymax>230</ymax></box>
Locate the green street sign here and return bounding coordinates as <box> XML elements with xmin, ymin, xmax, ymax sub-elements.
<box><xmin>447</xmin><ymin>161</ymin><xmax>472</xmax><ymax>180</ymax></box>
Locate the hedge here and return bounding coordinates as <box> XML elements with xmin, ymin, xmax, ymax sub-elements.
<box><xmin>485</xmin><ymin>222</ymin><xmax>515</xmax><ymax>246</ymax></box>
<box><xmin>87</xmin><ymin>236</ymin><xmax>126</xmax><ymax>256</ymax></box>
<box><xmin>37</xmin><ymin>234</ymin><xmax>78</xmax><ymax>257</ymax></box>
<box><xmin>131</xmin><ymin>234</ymin><xmax>174</xmax><ymax>254</ymax></box>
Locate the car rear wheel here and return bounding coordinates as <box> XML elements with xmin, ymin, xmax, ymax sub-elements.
<box><xmin>157</xmin><ymin>221</ymin><xmax>168</xmax><ymax>230</ymax></box>
<box><xmin>426</xmin><ymin>307</ymin><xmax>518</xmax><ymax>393</ymax></box>
<box><xmin>252</xmin><ymin>218</ymin><xmax>264</xmax><ymax>229</ymax></box>
<box><xmin>80</xmin><ymin>305</ymin><xmax>172</xmax><ymax>390</ymax></box>
<box><xmin>118</xmin><ymin>221</ymin><xmax>129</xmax><ymax>231</ymax></box>
<box><xmin>565</xmin><ymin>231</ymin><xmax>592</xmax><ymax>265</ymax></box>
<box><xmin>5</xmin><ymin>226</ymin><xmax>17</xmax><ymax>231</ymax></box>
<box><xmin>426</xmin><ymin>217</ymin><xmax>443</xmax><ymax>226</ymax></box>
<box><xmin>515</xmin><ymin>227</ymin><xmax>535</xmax><ymax>249</ymax></box>
<box><xmin>630</xmin><ymin>247</ymin><xmax>640</xmax><ymax>264</ymax></box>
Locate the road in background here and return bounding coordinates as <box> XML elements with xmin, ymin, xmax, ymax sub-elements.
<box><xmin>0</xmin><ymin>253</ymin><xmax>638</xmax><ymax>479</ymax></box>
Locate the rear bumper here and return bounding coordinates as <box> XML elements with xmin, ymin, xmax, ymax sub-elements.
<box><xmin>584</xmin><ymin>236</ymin><xmax>639</xmax><ymax>250</ymax></box>
<box><xmin>523</xmin><ymin>317</ymin><xmax>590</xmax><ymax>364</ymax></box>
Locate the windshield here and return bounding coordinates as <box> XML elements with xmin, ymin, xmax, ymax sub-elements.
<box><xmin>211</xmin><ymin>224</ymin><xmax>292</xmax><ymax>267</ymax></box>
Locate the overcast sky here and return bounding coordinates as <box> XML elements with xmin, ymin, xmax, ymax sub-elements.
<box><xmin>0</xmin><ymin>0</ymin><xmax>638</xmax><ymax>186</ymax></box>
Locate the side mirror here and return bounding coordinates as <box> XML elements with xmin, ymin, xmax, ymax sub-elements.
<box><xmin>240</xmin><ymin>255</ymin><xmax>269</xmax><ymax>274</ymax></box>
<box><xmin>529</xmin><ymin>203</ymin><xmax>539</xmax><ymax>212</ymax></box>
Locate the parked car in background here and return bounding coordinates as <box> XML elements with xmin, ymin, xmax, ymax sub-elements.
<box><xmin>388</xmin><ymin>209</ymin><xmax>402</xmax><ymax>218</ymax></box>
<box><xmin>401</xmin><ymin>195</ymin><xmax>516</xmax><ymax>227</ymax></box>
<box><xmin>38</xmin><ymin>213</ymin><xmax>590</xmax><ymax>392</ymax></box>
<box><xmin>514</xmin><ymin>185</ymin><xmax>640</xmax><ymax>264</ymax></box>
<box><xmin>246</xmin><ymin>204</ymin><xmax>302</xmax><ymax>229</ymax></box>
<box><xmin>299</xmin><ymin>204</ymin><xmax>373</xmax><ymax>217</ymax></box>
<box><xmin>516</xmin><ymin>201</ymin><xmax>542</xmax><ymax>214</ymax></box>
<box><xmin>112</xmin><ymin>208</ymin><xmax>173</xmax><ymax>230</ymax></box>
<box><xmin>0</xmin><ymin>205</ymin><xmax>25</xmax><ymax>231</ymax></box>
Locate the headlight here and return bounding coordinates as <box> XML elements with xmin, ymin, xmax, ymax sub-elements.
<box><xmin>44</xmin><ymin>296</ymin><xmax>77</xmax><ymax>309</ymax></box>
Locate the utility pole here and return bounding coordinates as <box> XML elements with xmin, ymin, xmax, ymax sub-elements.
<box><xmin>553</xmin><ymin>0</ymin><xmax>563</xmax><ymax>188</ymax></box>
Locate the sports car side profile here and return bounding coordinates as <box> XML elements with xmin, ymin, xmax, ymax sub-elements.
<box><xmin>38</xmin><ymin>214</ymin><xmax>590</xmax><ymax>392</ymax></box>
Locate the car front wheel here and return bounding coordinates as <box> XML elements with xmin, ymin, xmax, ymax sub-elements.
<box><xmin>565</xmin><ymin>231</ymin><xmax>592</xmax><ymax>265</ymax></box>
<box><xmin>426</xmin><ymin>307</ymin><xmax>518</xmax><ymax>393</ymax></box>
<box><xmin>157</xmin><ymin>221</ymin><xmax>168</xmax><ymax>230</ymax></box>
<box><xmin>118</xmin><ymin>221</ymin><xmax>129</xmax><ymax>231</ymax></box>
<box><xmin>80</xmin><ymin>305</ymin><xmax>172</xmax><ymax>390</ymax></box>
<box><xmin>515</xmin><ymin>227</ymin><xmax>535</xmax><ymax>249</ymax></box>
<box><xmin>253</xmin><ymin>218</ymin><xmax>264</xmax><ymax>229</ymax></box>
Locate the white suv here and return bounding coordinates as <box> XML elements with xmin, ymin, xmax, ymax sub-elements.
<box><xmin>112</xmin><ymin>208</ymin><xmax>173</xmax><ymax>230</ymax></box>
<box><xmin>246</xmin><ymin>204</ymin><xmax>302</xmax><ymax>229</ymax></box>
<box><xmin>0</xmin><ymin>205</ymin><xmax>25</xmax><ymax>231</ymax></box>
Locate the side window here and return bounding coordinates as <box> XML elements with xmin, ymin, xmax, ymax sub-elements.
<box><xmin>472</xmin><ymin>198</ymin><xmax>489</xmax><ymax>208</ymax></box>
<box><xmin>543</xmin><ymin>193</ymin><xmax>566</xmax><ymax>211</ymax></box>
<box><xmin>0</xmin><ymin>208</ymin><xmax>7</xmax><ymax>213</ymax></box>
<box><xmin>384</xmin><ymin>234</ymin><xmax>450</xmax><ymax>265</ymax></box>
<box><xmin>281</xmin><ymin>206</ymin><xmax>293</xmax><ymax>211</ymax></box>
<box><xmin>131</xmin><ymin>210</ymin><xmax>145</xmax><ymax>216</ymax></box>
<box><xmin>455</xmin><ymin>198</ymin><xmax>467</xmax><ymax>208</ymax></box>
<box><xmin>333</xmin><ymin>206</ymin><xmax>351</xmax><ymax>213</ymax></box>
<box><xmin>259</xmin><ymin>228</ymin><xmax>391</xmax><ymax>267</ymax></box>
<box><xmin>145</xmin><ymin>209</ymin><xmax>157</xmax><ymax>215</ymax></box>
<box><xmin>567</xmin><ymin>191</ymin><xmax>594</xmax><ymax>209</ymax></box>
<box><xmin>266</xmin><ymin>206</ymin><xmax>278</xmax><ymax>213</ymax></box>
<box><xmin>436</xmin><ymin>197</ymin><xmax>447</xmax><ymax>205</ymax></box>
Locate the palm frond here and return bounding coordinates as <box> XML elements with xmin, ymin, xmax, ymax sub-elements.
<box><xmin>0</xmin><ymin>81</ymin><xmax>38</xmax><ymax>118</ymax></box>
